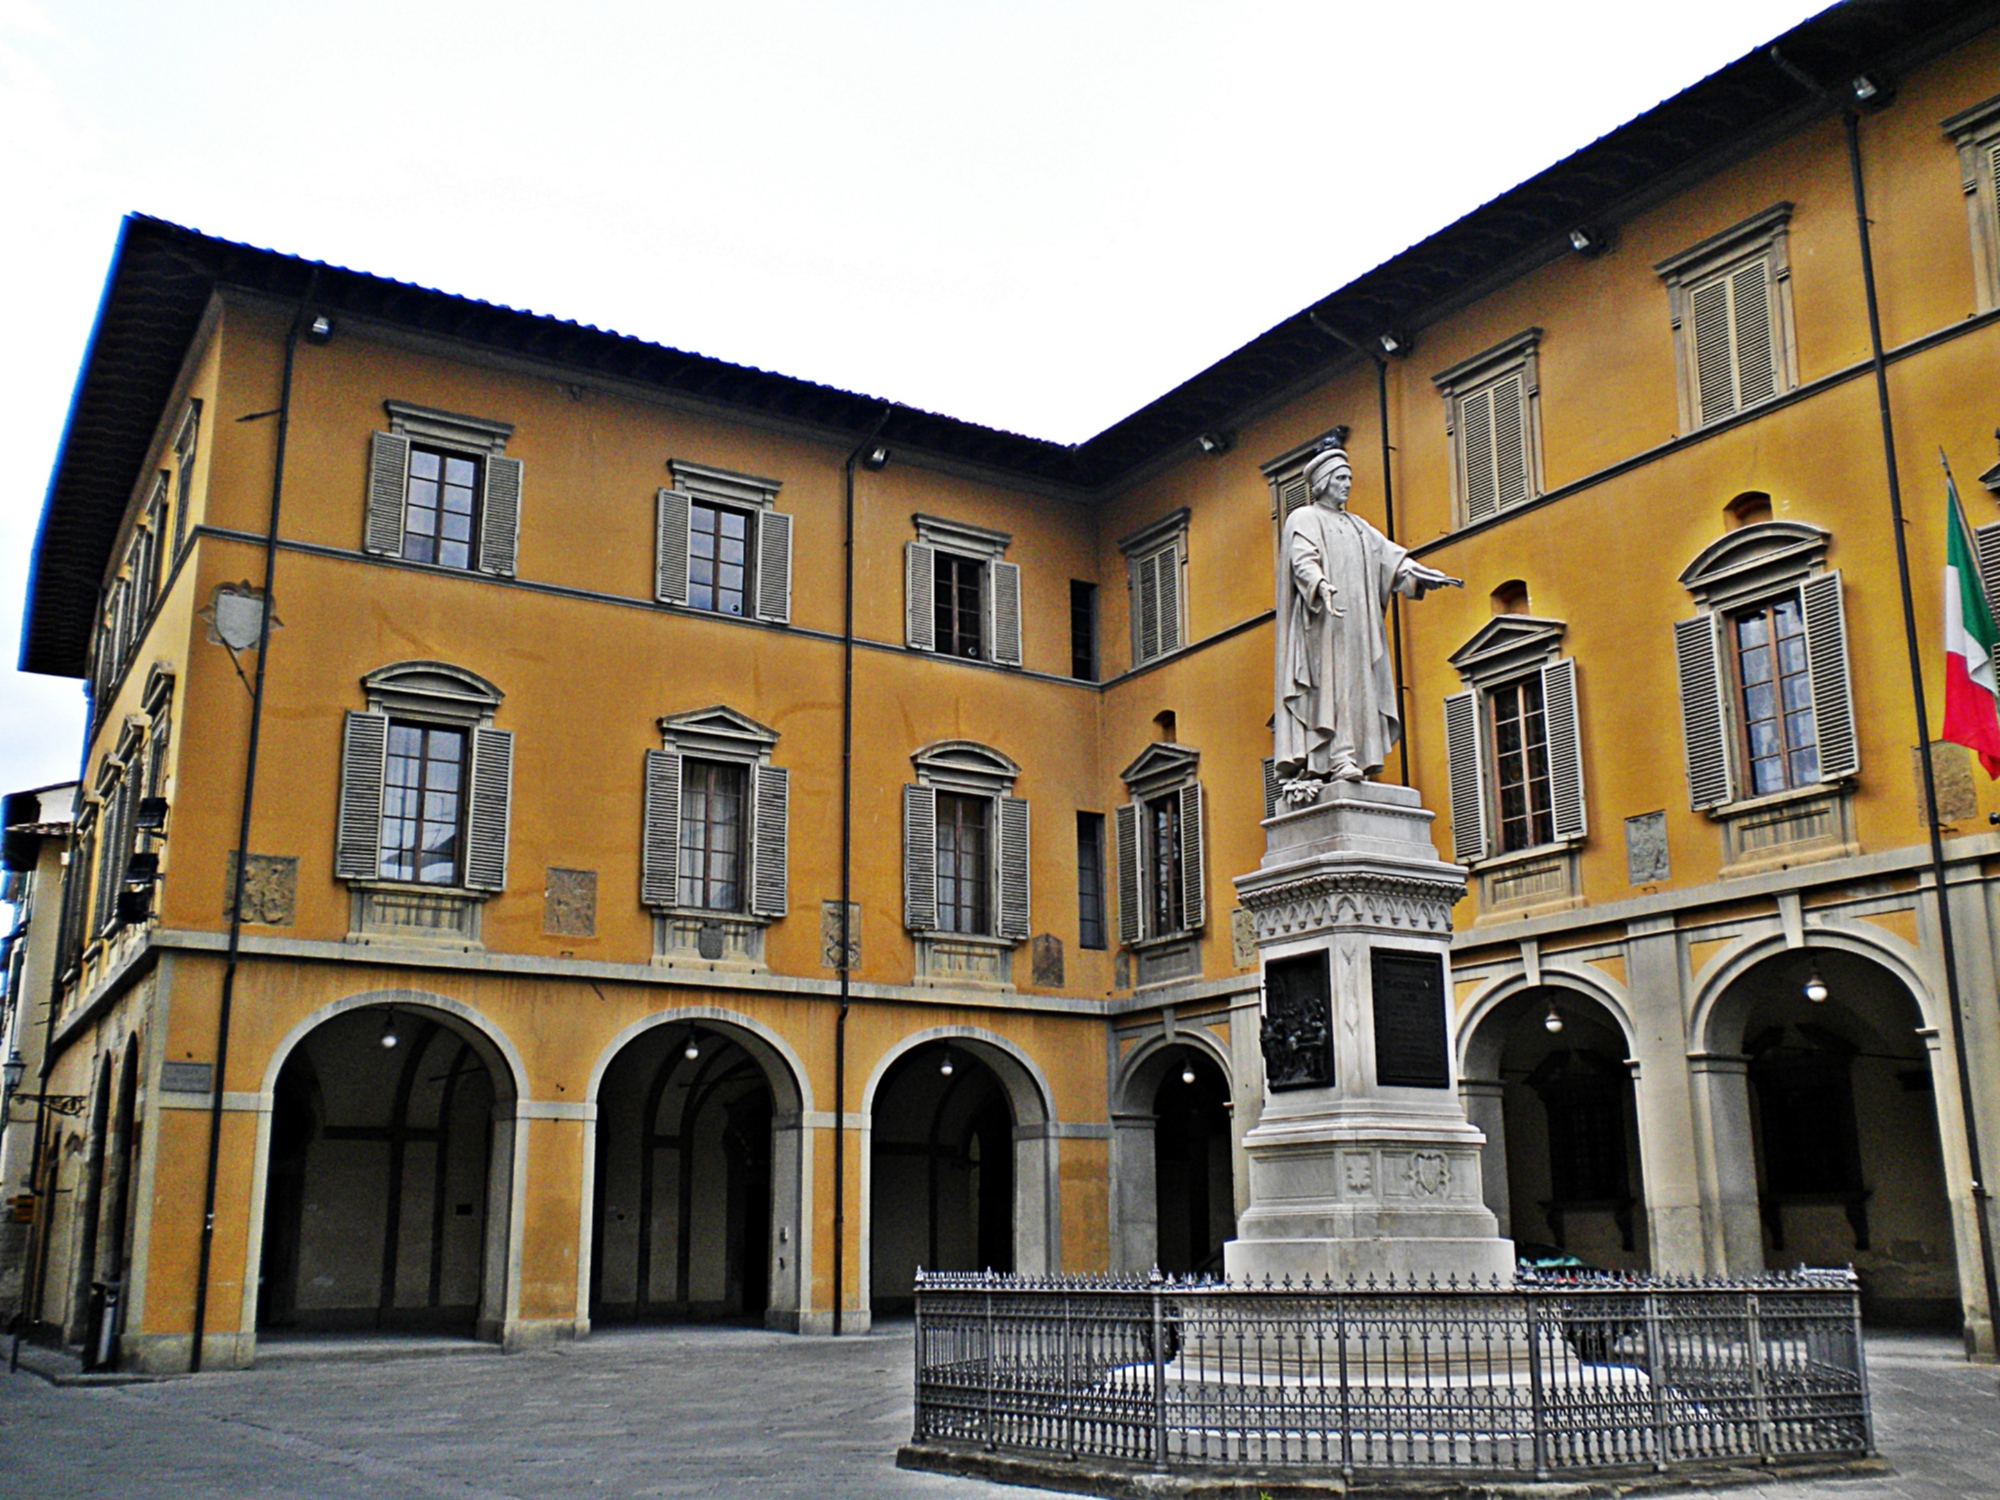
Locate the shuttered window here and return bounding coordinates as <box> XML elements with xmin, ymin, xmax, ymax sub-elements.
<box><xmin>905</xmin><ymin>545</ymin><xmax>1022</xmax><ymax>665</ymax></box>
<box><xmin>1129</xmin><ymin>540</ymin><xmax>1184</xmax><ymax>667</ymax></box>
<box><xmin>1688</xmin><ymin>257</ymin><xmax>1778</xmax><ymax>426</ymax></box>
<box><xmin>935</xmin><ymin>554</ymin><xmax>984</xmax><ymax>659</ymax></box>
<box><xmin>901</xmin><ymin>780</ymin><xmax>1029</xmax><ymax>939</ymax></box>
<box><xmin>689</xmin><ymin>502</ymin><xmax>752</xmax><ymax>616</ymax></box>
<box><xmin>640</xmin><ymin>748</ymin><xmax>787</xmax><ymax>917</ymax></box>
<box><xmin>936</xmin><ymin>792</ymin><xmax>991</xmax><ymax>934</ymax></box>
<box><xmin>364</xmin><ymin>417</ymin><xmax>521</xmax><ymax>575</ymax></box>
<box><xmin>1444</xmin><ymin>658</ymin><xmax>1586</xmax><ymax>864</ymax></box>
<box><xmin>1674</xmin><ymin>574</ymin><xmax>1856</xmax><ymax>810</ymax></box>
<box><xmin>380</xmin><ymin>722</ymin><xmax>466</xmax><ymax>884</ymax></box>
<box><xmin>337</xmin><ymin>708</ymin><xmax>511</xmax><ymax>891</ymax></box>
<box><xmin>1112</xmin><ymin>782</ymin><xmax>1205</xmax><ymax>943</ymax></box>
<box><xmin>1455</xmin><ymin>372</ymin><xmax>1531</xmax><ymax>524</ymax></box>
<box><xmin>171</xmin><ymin>400</ymin><xmax>201</xmax><ymax>558</ymax></box>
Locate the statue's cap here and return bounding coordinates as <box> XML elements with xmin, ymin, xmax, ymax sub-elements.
<box><xmin>1304</xmin><ymin>445</ymin><xmax>1351</xmax><ymax>486</ymax></box>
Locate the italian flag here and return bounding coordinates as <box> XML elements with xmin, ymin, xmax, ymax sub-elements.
<box><xmin>1943</xmin><ymin>470</ymin><xmax>2000</xmax><ymax>778</ymax></box>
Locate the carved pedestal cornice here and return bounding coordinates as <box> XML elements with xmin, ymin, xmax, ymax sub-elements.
<box><xmin>1238</xmin><ymin>868</ymin><xmax>1465</xmax><ymax>942</ymax></box>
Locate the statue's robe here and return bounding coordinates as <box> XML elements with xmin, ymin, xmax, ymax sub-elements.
<box><xmin>1274</xmin><ymin>503</ymin><xmax>1423</xmax><ymax>782</ymax></box>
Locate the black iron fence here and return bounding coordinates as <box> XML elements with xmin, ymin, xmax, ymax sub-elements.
<box><xmin>909</xmin><ymin>1268</ymin><xmax>1870</xmax><ymax>1482</ymax></box>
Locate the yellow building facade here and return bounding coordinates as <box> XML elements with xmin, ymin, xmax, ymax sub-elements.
<box><xmin>12</xmin><ymin>0</ymin><xmax>2000</xmax><ymax>1370</ymax></box>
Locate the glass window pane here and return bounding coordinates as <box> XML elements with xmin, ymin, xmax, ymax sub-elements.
<box><xmin>411</xmin><ymin>449</ymin><xmax>440</xmax><ymax>479</ymax></box>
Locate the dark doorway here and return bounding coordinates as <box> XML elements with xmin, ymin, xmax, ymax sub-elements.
<box><xmin>590</xmin><ymin>1026</ymin><xmax>775</xmax><ymax>1324</ymax></box>
<box><xmin>870</xmin><ymin>1044</ymin><xmax>1017</xmax><ymax>1315</ymax></box>
<box><xmin>257</xmin><ymin>1008</ymin><xmax>496</xmax><ymax>1333</ymax></box>
<box><xmin>1153</xmin><ymin>1048</ymin><xmax>1232</xmax><ymax>1276</ymax></box>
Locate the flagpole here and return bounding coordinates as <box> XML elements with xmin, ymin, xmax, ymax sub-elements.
<box><xmin>1845</xmin><ymin>105</ymin><xmax>2000</xmax><ymax>1354</ymax></box>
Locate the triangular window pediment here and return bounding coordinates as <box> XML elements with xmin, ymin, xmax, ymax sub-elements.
<box><xmin>1448</xmin><ymin>615</ymin><xmax>1567</xmax><ymax>688</ymax></box>
<box><xmin>658</xmin><ymin>704</ymin><xmax>779</xmax><ymax>760</ymax></box>
<box><xmin>1119</xmin><ymin>742</ymin><xmax>1200</xmax><ymax>798</ymax></box>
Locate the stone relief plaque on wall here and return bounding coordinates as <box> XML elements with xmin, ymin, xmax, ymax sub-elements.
<box><xmin>1624</xmin><ymin>811</ymin><xmax>1669</xmax><ymax>885</ymax></box>
<box><xmin>1914</xmin><ymin>741</ymin><xmax>1977</xmax><ymax>825</ymax></box>
<box><xmin>1370</xmin><ymin>948</ymin><xmax>1449</xmax><ymax>1089</ymax></box>
<box><xmin>1030</xmin><ymin>933</ymin><xmax>1064</xmax><ymax>987</ymax></box>
<box><xmin>543</xmin><ymin>867</ymin><xmax>597</xmax><ymax>937</ymax></box>
<box><xmin>1260</xmin><ymin>950</ymin><xmax>1333</xmax><ymax>1091</ymax></box>
<box><xmin>223</xmin><ymin>852</ymin><xmax>297</xmax><ymax>925</ymax></box>
<box><xmin>820</xmin><ymin>900</ymin><xmax>861</xmax><ymax>969</ymax></box>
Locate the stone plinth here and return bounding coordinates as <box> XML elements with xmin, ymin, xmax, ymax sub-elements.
<box><xmin>1225</xmin><ymin>780</ymin><xmax>1514</xmax><ymax>1284</ymax></box>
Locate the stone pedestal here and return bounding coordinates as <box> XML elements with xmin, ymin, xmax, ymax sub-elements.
<box><xmin>1225</xmin><ymin>780</ymin><xmax>1514</xmax><ymax>1284</ymax></box>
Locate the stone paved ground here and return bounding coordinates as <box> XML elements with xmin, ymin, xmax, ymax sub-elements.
<box><xmin>0</xmin><ymin>1324</ymin><xmax>1992</xmax><ymax>1499</ymax></box>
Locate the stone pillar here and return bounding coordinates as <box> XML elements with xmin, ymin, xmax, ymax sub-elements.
<box><xmin>1459</xmin><ymin>1079</ymin><xmax>1510</xmax><ymax>1235</ymax></box>
<box><xmin>1227</xmin><ymin>781</ymin><xmax>1512</xmax><ymax>1284</ymax></box>
<box><xmin>1108</xmin><ymin>1112</ymin><xmax>1159</xmax><ymax>1274</ymax></box>
<box><xmin>1623</xmin><ymin>917</ymin><xmax>1707</xmax><ymax>1274</ymax></box>
<box><xmin>1686</xmin><ymin>1053</ymin><xmax>1764</xmax><ymax>1275</ymax></box>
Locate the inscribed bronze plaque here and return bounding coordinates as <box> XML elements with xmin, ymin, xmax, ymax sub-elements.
<box><xmin>1370</xmin><ymin>949</ymin><xmax>1449</xmax><ymax>1089</ymax></box>
<box><xmin>1261</xmin><ymin>950</ymin><xmax>1333</xmax><ymax>1091</ymax></box>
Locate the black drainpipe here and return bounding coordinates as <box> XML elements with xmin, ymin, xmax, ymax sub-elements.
<box><xmin>188</xmin><ymin>272</ymin><xmax>317</xmax><ymax>1372</ymax></box>
<box><xmin>832</xmin><ymin>406</ymin><xmax>892</xmax><ymax>1337</ymax></box>
<box><xmin>1836</xmin><ymin>98</ymin><xmax>2000</xmax><ymax>1353</ymax></box>
<box><xmin>1307</xmin><ymin>312</ymin><xmax>1410</xmax><ymax>784</ymax></box>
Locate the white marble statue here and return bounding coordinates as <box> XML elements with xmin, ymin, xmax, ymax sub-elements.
<box><xmin>1274</xmin><ymin>444</ymin><xmax>1460</xmax><ymax>798</ymax></box>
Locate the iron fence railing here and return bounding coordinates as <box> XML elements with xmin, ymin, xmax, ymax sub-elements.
<box><xmin>909</xmin><ymin>1268</ymin><xmax>1870</xmax><ymax>1481</ymax></box>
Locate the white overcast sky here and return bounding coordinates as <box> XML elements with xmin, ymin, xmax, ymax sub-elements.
<box><xmin>0</xmin><ymin>0</ymin><xmax>1827</xmax><ymax>801</ymax></box>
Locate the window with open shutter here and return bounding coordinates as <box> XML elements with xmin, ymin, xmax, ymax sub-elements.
<box><xmin>903</xmin><ymin>783</ymin><xmax>937</xmax><ymax>930</ymax></box>
<box><xmin>336</xmin><ymin>710</ymin><xmax>390</xmax><ymax>879</ymax></box>
<box><xmin>1541</xmin><ymin>657</ymin><xmax>1586</xmax><ymax>840</ymax></box>
<box><xmin>480</xmin><ymin>457</ymin><xmax>522</xmax><ymax>576</ymax></box>
<box><xmin>1945</xmin><ymin>97</ymin><xmax>2000</xmax><ymax>311</ymax></box>
<box><xmin>1800</xmin><ymin>571</ymin><xmax>1859</xmax><ymax>781</ymax></box>
<box><xmin>464</xmin><ymin>726</ymin><xmax>513</xmax><ymax>892</ymax></box>
<box><xmin>1433</xmin><ymin>330</ymin><xmax>1542</xmax><ymax>529</ymax></box>
<box><xmin>756</xmin><ymin>511</ymin><xmax>792</xmax><ymax>624</ymax></box>
<box><xmin>750</xmin><ymin>763</ymin><xmax>789</xmax><ymax>917</ymax></box>
<box><xmin>990</xmin><ymin>561</ymin><xmax>1022</xmax><ymax>667</ymax></box>
<box><xmin>1443</xmin><ymin>690</ymin><xmax>1487</xmax><ymax>863</ymax></box>
<box><xmin>656</xmin><ymin>489</ymin><xmax>691</xmax><ymax>605</ymax></box>
<box><xmin>172</xmin><ymin>399</ymin><xmax>201</xmax><ymax>558</ymax></box>
<box><xmin>905</xmin><ymin>543</ymin><xmax>936</xmax><ymax>651</ymax></box>
<box><xmin>1114</xmin><ymin>803</ymin><xmax>1141</xmax><ymax>945</ymax></box>
<box><xmin>1177</xmin><ymin>783</ymin><xmax>1205</xmax><ymax>933</ymax></box>
<box><xmin>365</xmin><ymin>433</ymin><xmax>409</xmax><ymax>556</ymax></box>
<box><xmin>1675</xmin><ymin>615</ymin><xmax>1735</xmax><ymax>810</ymax></box>
<box><xmin>1119</xmin><ymin>511</ymin><xmax>1191</xmax><ymax>669</ymax></box>
<box><xmin>641</xmin><ymin>748</ymin><xmax>682</xmax><ymax>907</ymax></box>
<box><xmin>997</xmin><ymin>795</ymin><xmax>1030</xmax><ymax>940</ymax></box>
<box><xmin>1975</xmin><ymin>521</ymin><xmax>2000</xmax><ymax>628</ymax></box>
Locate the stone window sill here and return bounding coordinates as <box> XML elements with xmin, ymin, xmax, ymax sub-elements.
<box><xmin>914</xmin><ymin>932</ymin><xmax>1018</xmax><ymax>990</ymax></box>
<box><xmin>1710</xmin><ymin>781</ymin><xmax>1855</xmax><ymax>877</ymax></box>
<box><xmin>651</xmin><ymin>910</ymin><xmax>769</xmax><ymax>973</ymax></box>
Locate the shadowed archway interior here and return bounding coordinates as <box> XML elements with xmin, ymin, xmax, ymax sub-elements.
<box><xmin>1152</xmin><ymin>1047</ymin><xmax>1232</xmax><ymax>1277</ymax></box>
<box><xmin>590</xmin><ymin>1025</ymin><xmax>775</xmax><ymax>1325</ymax></box>
<box><xmin>871</xmin><ymin>1043</ymin><xmax>1015</xmax><ymax>1314</ymax></box>
<box><xmin>258</xmin><ymin>1007</ymin><xmax>496</xmax><ymax>1333</ymax></box>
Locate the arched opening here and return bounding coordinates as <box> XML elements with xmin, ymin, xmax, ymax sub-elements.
<box><xmin>257</xmin><ymin>1005</ymin><xmax>502</xmax><ymax>1336</ymax></box>
<box><xmin>99</xmin><ymin>1046</ymin><xmax>142</xmax><ymax>1339</ymax></box>
<box><xmin>1152</xmin><ymin>1046</ymin><xmax>1232</xmax><ymax>1276</ymax></box>
<box><xmin>590</xmin><ymin>1022</ymin><xmax>788</xmax><ymax>1326</ymax></box>
<box><xmin>69</xmin><ymin>1058</ymin><xmax>115</xmax><ymax>1334</ymax></box>
<box><xmin>1708</xmin><ymin>946</ymin><xmax>1958</xmax><ymax>1329</ymax></box>
<box><xmin>1725</xmin><ymin>491</ymin><xmax>1773</xmax><ymax>528</ymax></box>
<box><xmin>1489</xmin><ymin>579</ymin><xmax>1531</xmax><ymax>615</ymax></box>
<box><xmin>870</xmin><ymin>1042</ymin><xmax>1019</xmax><ymax>1314</ymax></box>
<box><xmin>1463</xmin><ymin>985</ymin><xmax>1648</xmax><ymax>1271</ymax></box>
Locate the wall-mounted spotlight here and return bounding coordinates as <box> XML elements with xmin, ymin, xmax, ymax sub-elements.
<box><xmin>1375</xmin><ymin>330</ymin><xmax>1412</xmax><ymax>359</ymax></box>
<box><xmin>305</xmin><ymin>315</ymin><xmax>334</xmax><ymax>344</ymax></box>
<box><xmin>1803</xmin><ymin>967</ymin><xmax>1829</xmax><ymax>1004</ymax></box>
<box><xmin>1848</xmin><ymin>73</ymin><xmax>1893</xmax><ymax>111</ymax></box>
<box><xmin>859</xmin><ymin>443</ymin><xmax>891</xmax><ymax>471</ymax></box>
<box><xmin>1567</xmin><ymin>225</ymin><xmax>1612</xmax><ymax>257</ymax></box>
<box><xmin>1195</xmin><ymin>430</ymin><xmax>1232</xmax><ymax>457</ymax></box>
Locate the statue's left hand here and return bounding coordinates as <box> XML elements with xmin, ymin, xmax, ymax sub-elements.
<box><xmin>1408</xmin><ymin>563</ymin><xmax>1463</xmax><ymax>594</ymax></box>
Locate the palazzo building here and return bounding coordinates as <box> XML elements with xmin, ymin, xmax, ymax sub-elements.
<box><xmin>8</xmin><ymin>0</ymin><xmax>2000</xmax><ymax>1370</ymax></box>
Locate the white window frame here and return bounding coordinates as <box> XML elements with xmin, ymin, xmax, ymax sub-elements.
<box><xmin>1432</xmin><ymin>330</ymin><xmax>1543</xmax><ymax>527</ymax></box>
<box><xmin>1944</xmin><ymin>93</ymin><xmax>2000</xmax><ymax>313</ymax></box>
<box><xmin>1119</xmin><ymin>509</ymin><xmax>1189</xmax><ymax>669</ymax></box>
<box><xmin>1655</xmin><ymin>204</ymin><xmax>1798</xmax><ymax>432</ymax></box>
<box><xmin>903</xmin><ymin>514</ymin><xmax>1021</xmax><ymax>667</ymax></box>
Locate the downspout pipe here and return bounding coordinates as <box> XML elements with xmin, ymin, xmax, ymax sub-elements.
<box><xmin>1837</xmin><ymin>102</ymin><xmax>2000</xmax><ymax>1358</ymax></box>
<box><xmin>832</xmin><ymin>405</ymin><xmax>892</xmax><ymax>1337</ymax></box>
<box><xmin>188</xmin><ymin>272</ymin><xmax>317</xmax><ymax>1372</ymax></box>
<box><xmin>1307</xmin><ymin>311</ymin><xmax>1411</xmax><ymax>784</ymax></box>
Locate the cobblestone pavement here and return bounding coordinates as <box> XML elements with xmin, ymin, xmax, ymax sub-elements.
<box><xmin>0</xmin><ymin>1325</ymin><xmax>1992</xmax><ymax>1499</ymax></box>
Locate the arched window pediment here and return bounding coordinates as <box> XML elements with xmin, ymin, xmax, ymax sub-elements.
<box><xmin>911</xmin><ymin>739</ymin><xmax>1020</xmax><ymax>796</ymax></box>
<box><xmin>360</xmin><ymin>661</ymin><xmax>503</xmax><ymax>726</ymax></box>
<box><xmin>1679</xmin><ymin>520</ymin><xmax>1830</xmax><ymax>609</ymax></box>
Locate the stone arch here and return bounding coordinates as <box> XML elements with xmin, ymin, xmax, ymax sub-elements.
<box><xmin>577</xmin><ymin>1006</ymin><xmax>812</xmax><ymax>1334</ymax></box>
<box><xmin>1458</xmin><ymin>963</ymin><xmax>1638</xmax><ymax>1082</ymax></box>
<box><xmin>1688</xmin><ymin>917</ymin><xmax>1942</xmax><ymax>1059</ymax></box>
<box><xmin>71</xmin><ymin>1053</ymin><xmax>117</xmax><ymax>1337</ymax></box>
<box><xmin>239</xmin><ymin>989</ymin><xmax>527</xmax><ymax>1359</ymax></box>
<box><xmin>861</xmin><ymin>1025</ymin><xmax>1059</xmax><ymax>1319</ymax></box>
<box><xmin>1112</xmin><ymin>1027</ymin><xmax>1233</xmax><ymax>1115</ymax></box>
